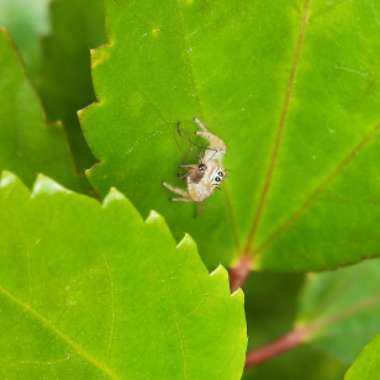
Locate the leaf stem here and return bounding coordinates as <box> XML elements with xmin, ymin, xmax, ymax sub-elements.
<box><xmin>245</xmin><ymin>327</ymin><xmax>308</xmax><ymax>369</ymax></box>
<box><xmin>229</xmin><ymin>254</ymin><xmax>252</xmax><ymax>291</ymax></box>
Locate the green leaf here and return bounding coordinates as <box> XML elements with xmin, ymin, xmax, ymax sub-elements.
<box><xmin>0</xmin><ymin>170</ymin><xmax>246</xmax><ymax>379</ymax></box>
<box><xmin>345</xmin><ymin>335</ymin><xmax>380</xmax><ymax>380</ymax></box>
<box><xmin>244</xmin><ymin>346</ymin><xmax>346</xmax><ymax>380</ymax></box>
<box><xmin>243</xmin><ymin>273</ymin><xmax>346</xmax><ymax>380</ymax></box>
<box><xmin>36</xmin><ymin>0</ymin><xmax>106</xmax><ymax>171</ymax></box>
<box><xmin>296</xmin><ymin>259</ymin><xmax>380</xmax><ymax>364</ymax></box>
<box><xmin>0</xmin><ymin>0</ymin><xmax>50</xmax><ymax>73</ymax></box>
<box><xmin>245</xmin><ymin>273</ymin><xmax>304</xmax><ymax>348</ymax></box>
<box><xmin>37</xmin><ymin>0</ymin><xmax>105</xmax><ymax>121</ymax></box>
<box><xmin>0</xmin><ymin>0</ymin><xmax>105</xmax><ymax>172</ymax></box>
<box><xmin>0</xmin><ymin>30</ymin><xmax>88</xmax><ymax>192</ymax></box>
<box><xmin>82</xmin><ymin>0</ymin><xmax>380</xmax><ymax>270</ymax></box>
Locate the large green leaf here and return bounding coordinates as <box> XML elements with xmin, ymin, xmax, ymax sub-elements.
<box><xmin>0</xmin><ymin>30</ymin><xmax>87</xmax><ymax>192</ymax></box>
<box><xmin>345</xmin><ymin>335</ymin><xmax>380</xmax><ymax>380</ymax></box>
<box><xmin>296</xmin><ymin>259</ymin><xmax>380</xmax><ymax>364</ymax></box>
<box><xmin>0</xmin><ymin>170</ymin><xmax>246</xmax><ymax>379</ymax></box>
<box><xmin>82</xmin><ymin>0</ymin><xmax>380</xmax><ymax>270</ymax></box>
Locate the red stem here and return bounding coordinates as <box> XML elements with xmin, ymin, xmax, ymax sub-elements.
<box><xmin>229</xmin><ymin>254</ymin><xmax>252</xmax><ymax>291</ymax></box>
<box><xmin>245</xmin><ymin>327</ymin><xmax>307</xmax><ymax>369</ymax></box>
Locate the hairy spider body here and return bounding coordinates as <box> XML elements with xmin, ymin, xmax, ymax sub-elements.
<box><xmin>163</xmin><ymin>117</ymin><xmax>226</xmax><ymax>203</ymax></box>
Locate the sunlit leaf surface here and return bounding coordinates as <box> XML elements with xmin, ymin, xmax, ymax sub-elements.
<box><xmin>0</xmin><ymin>171</ymin><xmax>246</xmax><ymax>380</ymax></box>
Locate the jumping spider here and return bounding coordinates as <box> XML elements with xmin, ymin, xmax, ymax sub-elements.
<box><xmin>163</xmin><ymin>117</ymin><xmax>226</xmax><ymax>203</ymax></box>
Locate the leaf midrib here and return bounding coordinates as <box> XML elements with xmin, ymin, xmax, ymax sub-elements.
<box><xmin>243</xmin><ymin>0</ymin><xmax>312</xmax><ymax>256</ymax></box>
<box><xmin>305</xmin><ymin>291</ymin><xmax>380</xmax><ymax>339</ymax></box>
<box><xmin>0</xmin><ymin>284</ymin><xmax>120</xmax><ymax>380</ymax></box>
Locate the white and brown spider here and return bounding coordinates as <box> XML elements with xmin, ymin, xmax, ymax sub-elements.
<box><xmin>163</xmin><ymin>117</ymin><xmax>226</xmax><ymax>203</ymax></box>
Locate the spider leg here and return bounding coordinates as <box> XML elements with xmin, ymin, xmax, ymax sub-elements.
<box><xmin>177</xmin><ymin>172</ymin><xmax>188</xmax><ymax>179</ymax></box>
<box><xmin>172</xmin><ymin>197</ymin><xmax>193</xmax><ymax>202</ymax></box>
<box><xmin>193</xmin><ymin>116</ymin><xmax>226</xmax><ymax>154</ymax></box>
<box><xmin>176</xmin><ymin>121</ymin><xmax>182</xmax><ymax>136</ymax></box>
<box><xmin>196</xmin><ymin>131</ymin><xmax>226</xmax><ymax>153</ymax></box>
<box><xmin>162</xmin><ymin>181</ymin><xmax>189</xmax><ymax>198</ymax></box>
<box><xmin>177</xmin><ymin>164</ymin><xmax>197</xmax><ymax>179</ymax></box>
<box><xmin>193</xmin><ymin>116</ymin><xmax>208</xmax><ymax>131</ymax></box>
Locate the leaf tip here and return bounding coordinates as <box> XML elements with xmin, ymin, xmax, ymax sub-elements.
<box><xmin>231</xmin><ymin>287</ymin><xmax>245</xmax><ymax>305</ymax></box>
<box><xmin>145</xmin><ymin>210</ymin><xmax>175</xmax><ymax>241</ymax></box>
<box><xmin>32</xmin><ymin>175</ymin><xmax>71</xmax><ymax>197</ymax></box>
<box><xmin>79</xmin><ymin>101</ymin><xmax>105</xmax><ymax>138</ymax></box>
<box><xmin>145</xmin><ymin>210</ymin><xmax>163</xmax><ymax>224</ymax></box>
<box><xmin>77</xmin><ymin>104</ymin><xmax>91</xmax><ymax>125</ymax></box>
<box><xmin>102</xmin><ymin>187</ymin><xmax>143</xmax><ymax>225</ymax></box>
<box><xmin>103</xmin><ymin>187</ymin><xmax>126</xmax><ymax>206</ymax></box>
<box><xmin>91</xmin><ymin>45</ymin><xmax>110</xmax><ymax>68</ymax></box>
<box><xmin>210</xmin><ymin>264</ymin><xmax>230</xmax><ymax>294</ymax></box>
<box><xmin>0</xmin><ymin>171</ymin><xmax>18</xmax><ymax>188</ymax></box>
<box><xmin>177</xmin><ymin>233</ymin><xmax>197</xmax><ymax>250</ymax></box>
<box><xmin>210</xmin><ymin>263</ymin><xmax>228</xmax><ymax>277</ymax></box>
<box><xmin>77</xmin><ymin>107</ymin><xmax>86</xmax><ymax>118</ymax></box>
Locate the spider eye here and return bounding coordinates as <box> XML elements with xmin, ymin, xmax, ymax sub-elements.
<box><xmin>198</xmin><ymin>163</ymin><xmax>206</xmax><ymax>171</ymax></box>
<box><xmin>218</xmin><ymin>171</ymin><xmax>224</xmax><ymax>177</ymax></box>
<box><xmin>215</xmin><ymin>176</ymin><xmax>221</xmax><ymax>183</ymax></box>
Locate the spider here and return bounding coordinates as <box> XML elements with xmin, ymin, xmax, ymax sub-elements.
<box><xmin>163</xmin><ymin>117</ymin><xmax>226</xmax><ymax>203</ymax></box>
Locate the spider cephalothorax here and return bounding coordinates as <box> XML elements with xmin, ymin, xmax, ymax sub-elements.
<box><xmin>163</xmin><ymin>117</ymin><xmax>226</xmax><ymax>203</ymax></box>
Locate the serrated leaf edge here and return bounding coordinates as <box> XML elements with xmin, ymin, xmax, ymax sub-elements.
<box><xmin>3</xmin><ymin>172</ymin><xmax>240</xmax><ymax>299</ymax></box>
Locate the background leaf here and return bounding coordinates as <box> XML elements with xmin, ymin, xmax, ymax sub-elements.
<box><xmin>0</xmin><ymin>30</ymin><xmax>88</xmax><ymax>192</ymax></box>
<box><xmin>242</xmin><ymin>260</ymin><xmax>380</xmax><ymax>379</ymax></box>
<box><xmin>345</xmin><ymin>334</ymin><xmax>380</xmax><ymax>380</ymax></box>
<box><xmin>36</xmin><ymin>0</ymin><xmax>105</xmax><ymax>120</ymax></box>
<box><xmin>82</xmin><ymin>0</ymin><xmax>380</xmax><ymax>270</ymax></box>
<box><xmin>245</xmin><ymin>345</ymin><xmax>345</xmax><ymax>380</ymax></box>
<box><xmin>243</xmin><ymin>272</ymin><xmax>346</xmax><ymax>380</ymax></box>
<box><xmin>35</xmin><ymin>0</ymin><xmax>106</xmax><ymax>171</ymax></box>
<box><xmin>296</xmin><ymin>259</ymin><xmax>380</xmax><ymax>364</ymax></box>
<box><xmin>0</xmin><ymin>171</ymin><xmax>246</xmax><ymax>380</ymax></box>
<box><xmin>0</xmin><ymin>0</ymin><xmax>50</xmax><ymax>74</ymax></box>
<box><xmin>0</xmin><ymin>0</ymin><xmax>106</xmax><ymax>173</ymax></box>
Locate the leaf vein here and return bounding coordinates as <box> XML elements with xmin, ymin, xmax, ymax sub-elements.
<box><xmin>102</xmin><ymin>253</ymin><xmax>116</xmax><ymax>360</ymax></box>
<box><xmin>0</xmin><ymin>284</ymin><xmax>120</xmax><ymax>380</ymax></box>
<box><xmin>243</xmin><ymin>0</ymin><xmax>312</xmax><ymax>254</ymax></box>
<box><xmin>308</xmin><ymin>291</ymin><xmax>380</xmax><ymax>335</ymax></box>
<box><xmin>255</xmin><ymin>124</ymin><xmax>380</xmax><ymax>255</ymax></box>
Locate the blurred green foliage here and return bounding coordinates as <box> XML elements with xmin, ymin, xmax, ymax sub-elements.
<box><xmin>0</xmin><ymin>0</ymin><xmax>380</xmax><ymax>379</ymax></box>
